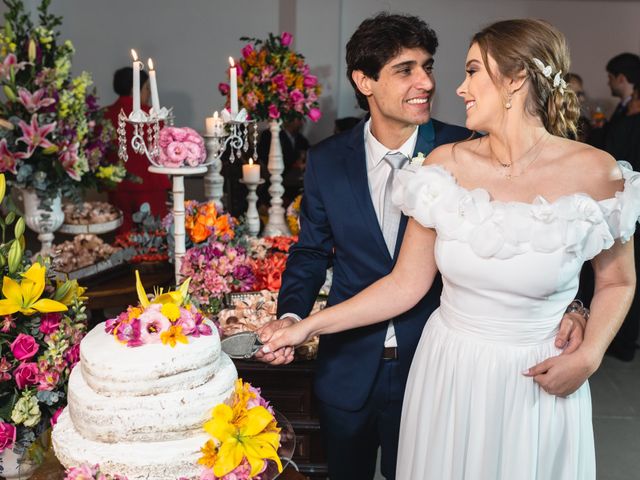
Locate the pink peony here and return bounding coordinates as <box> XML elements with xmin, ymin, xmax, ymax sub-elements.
<box><xmin>268</xmin><ymin>104</ymin><xmax>280</xmax><ymax>120</ymax></box>
<box><xmin>165</xmin><ymin>142</ymin><xmax>188</xmax><ymax>167</ymax></box>
<box><xmin>10</xmin><ymin>333</ymin><xmax>39</xmax><ymax>360</ymax></box>
<box><xmin>241</xmin><ymin>44</ymin><xmax>254</xmax><ymax>59</ymax></box>
<box><xmin>281</xmin><ymin>32</ymin><xmax>293</xmax><ymax>47</ymax></box>
<box><xmin>13</xmin><ymin>362</ymin><xmax>38</xmax><ymax>389</ymax></box>
<box><xmin>184</xmin><ymin>142</ymin><xmax>205</xmax><ymax>166</ymax></box>
<box><xmin>39</xmin><ymin>312</ymin><xmax>63</xmax><ymax>335</ymax></box>
<box><xmin>50</xmin><ymin>407</ymin><xmax>64</xmax><ymax>427</ymax></box>
<box><xmin>0</xmin><ymin>422</ymin><xmax>16</xmax><ymax>453</ymax></box>
<box><xmin>308</xmin><ymin>107</ymin><xmax>322</xmax><ymax>122</ymax></box>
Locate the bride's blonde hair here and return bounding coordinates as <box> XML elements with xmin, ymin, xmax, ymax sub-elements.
<box><xmin>472</xmin><ymin>19</ymin><xmax>580</xmax><ymax>138</ymax></box>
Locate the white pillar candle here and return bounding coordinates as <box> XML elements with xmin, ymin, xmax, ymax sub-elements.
<box><xmin>147</xmin><ymin>58</ymin><xmax>160</xmax><ymax>113</ymax></box>
<box><xmin>205</xmin><ymin>111</ymin><xmax>224</xmax><ymax>136</ymax></box>
<box><xmin>131</xmin><ymin>49</ymin><xmax>142</xmax><ymax>113</ymax></box>
<box><xmin>242</xmin><ymin>158</ymin><xmax>260</xmax><ymax>183</ymax></box>
<box><xmin>228</xmin><ymin>56</ymin><xmax>238</xmax><ymax>116</ymax></box>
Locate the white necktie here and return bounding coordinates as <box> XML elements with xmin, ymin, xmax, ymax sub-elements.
<box><xmin>382</xmin><ymin>152</ymin><xmax>408</xmax><ymax>256</ymax></box>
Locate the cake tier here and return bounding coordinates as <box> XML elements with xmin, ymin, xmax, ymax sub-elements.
<box><xmin>53</xmin><ymin>409</ymin><xmax>205</xmax><ymax>480</ymax></box>
<box><xmin>69</xmin><ymin>353</ymin><xmax>237</xmax><ymax>442</ymax></box>
<box><xmin>81</xmin><ymin>321</ymin><xmax>221</xmax><ymax>396</ymax></box>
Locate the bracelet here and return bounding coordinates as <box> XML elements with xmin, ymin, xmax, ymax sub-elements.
<box><xmin>565</xmin><ymin>299</ymin><xmax>590</xmax><ymax>321</ymax></box>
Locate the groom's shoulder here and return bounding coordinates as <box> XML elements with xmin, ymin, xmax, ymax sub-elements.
<box><xmin>431</xmin><ymin>118</ymin><xmax>471</xmax><ymax>144</ymax></box>
<box><xmin>309</xmin><ymin>124</ymin><xmax>363</xmax><ymax>161</ymax></box>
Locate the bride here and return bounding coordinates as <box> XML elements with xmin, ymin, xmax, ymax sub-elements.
<box><xmin>262</xmin><ymin>19</ymin><xmax>637</xmax><ymax>480</ymax></box>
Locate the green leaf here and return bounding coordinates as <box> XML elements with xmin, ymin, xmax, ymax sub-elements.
<box><xmin>4</xmin><ymin>211</ymin><xmax>14</xmax><ymax>226</ymax></box>
<box><xmin>0</xmin><ymin>389</ymin><xmax>18</xmax><ymax>422</ymax></box>
<box><xmin>13</xmin><ymin>217</ymin><xmax>24</xmax><ymax>239</ymax></box>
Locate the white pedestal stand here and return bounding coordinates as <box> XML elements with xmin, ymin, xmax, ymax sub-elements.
<box><xmin>148</xmin><ymin>165</ymin><xmax>207</xmax><ymax>284</ymax></box>
<box><xmin>203</xmin><ymin>135</ymin><xmax>225</xmax><ymax>211</ymax></box>
<box><xmin>240</xmin><ymin>179</ymin><xmax>264</xmax><ymax>237</ymax></box>
<box><xmin>262</xmin><ymin>120</ymin><xmax>290</xmax><ymax>236</ymax></box>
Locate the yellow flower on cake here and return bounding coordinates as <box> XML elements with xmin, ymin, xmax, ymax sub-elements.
<box><xmin>0</xmin><ymin>263</ymin><xmax>68</xmax><ymax>316</ymax></box>
<box><xmin>160</xmin><ymin>325</ymin><xmax>188</xmax><ymax>347</ymax></box>
<box><xmin>203</xmin><ymin>402</ymin><xmax>282</xmax><ymax>477</ymax></box>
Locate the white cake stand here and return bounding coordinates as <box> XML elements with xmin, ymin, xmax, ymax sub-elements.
<box><xmin>148</xmin><ymin>165</ymin><xmax>207</xmax><ymax>284</ymax></box>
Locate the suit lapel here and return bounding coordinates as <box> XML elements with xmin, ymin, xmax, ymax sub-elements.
<box><xmin>345</xmin><ymin>121</ymin><xmax>392</xmax><ymax>262</ymax></box>
<box><xmin>392</xmin><ymin>121</ymin><xmax>437</xmax><ymax>260</ymax></box>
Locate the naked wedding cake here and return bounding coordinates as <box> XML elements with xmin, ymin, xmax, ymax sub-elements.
<box><xmin>52</xmin><ymin>276</ymin><xmax>238</xmax><ymax>479</ymax></box>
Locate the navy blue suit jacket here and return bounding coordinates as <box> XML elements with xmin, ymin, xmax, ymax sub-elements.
<box><xmin>277</xmin><ymin>118</ymin><xmax>470</xmax><ymax>411</ymax></box>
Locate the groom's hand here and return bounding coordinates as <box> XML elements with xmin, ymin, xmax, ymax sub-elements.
<box><xmin>254</xmin><ymin>317</ymin><xmax>296</xmax><ymax>365</ymax></box>
<box><xmin>554</xmin><ymin>311</ymin><xmax>587</xmax><ymax>355</ymax></box>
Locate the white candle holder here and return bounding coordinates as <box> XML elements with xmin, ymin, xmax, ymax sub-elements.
<box><xmin>117</xmin><ymin>108</ymin><xmax>176</xmax><ymax>166</ymax></box>
<box><xmin>203</xmin><ymin>119</ymin><xmax>258</xmax><ymax>208</ymax></box>
<box><xmin>239</xmin><ymin>179</ymin><xmax>265</xmax><ymax>237</ymax></box>
<box><xmin>262</xmin><ymin>119</ymin><xmax>291</xmax><ymax>237</ymax></box>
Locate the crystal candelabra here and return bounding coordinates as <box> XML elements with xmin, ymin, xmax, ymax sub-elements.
<box><xmin>203</xmin><ymin>117</ymin><xmax>258</xmax><ymax>211</ymax></box>
<box><xmin>117</xmin><ymin>109</ymin><xmax>206</xmax><ymax>284</ymax></box>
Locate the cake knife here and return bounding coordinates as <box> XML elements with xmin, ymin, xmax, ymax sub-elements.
<box><xmin>220</xmin><ymin>331</ymin><xmax>264</xmax><ymax>359</ymax></box>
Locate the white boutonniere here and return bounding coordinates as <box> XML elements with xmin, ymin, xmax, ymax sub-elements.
<box><xmin>410</xmin><ymin>152</ymin><xmax>426</xmax><ymax>166</ymax></box>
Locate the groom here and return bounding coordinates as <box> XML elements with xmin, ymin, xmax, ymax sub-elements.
<box><xmin>257</xmin><ymin>12</ymin><xmax>586</xmax><ymax>480</ymax></box>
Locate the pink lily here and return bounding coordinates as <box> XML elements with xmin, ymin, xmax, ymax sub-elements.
<box><xmin>16</xmin><ymin>114</ymin><xmax>56</xmax><ymax>158</ymax></box>
<box><xmin>0</xmin><ymin>138</ymin><xmax>26</xmax><ymax>174</ymax></box>
<box><xmin>58</xmin><ymin>142</ymin><xmax>81</xmax><ymax>180</ymax></box>
<box><xmin>0</xmin><ymin>54</ymin><xmax>26</xmax><ymax>80</ymax></box>
<box><xmin>18</xmin><ymin>87</ymin><xmax>55</xmax><ymax>113</ymax></box>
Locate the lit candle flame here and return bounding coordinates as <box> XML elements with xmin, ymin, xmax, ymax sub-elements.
<box><xmin>249</xmin><ymin>158</ymin><xmax>254</xmax><ymax>166</ymax></box>
<box><xmin>228</xmin><ymin>56</ymin><xmax>235</xmax><ymax>68</ymax></box>
<box><xmin>148</xmin><ymin>58</ymin><xmax>155</xmax><ymax>70</ymax></box>
<box><xmin>131</xmin><ymin>49</ymin><xmax>139</xmax><ymax>61</ymax></box>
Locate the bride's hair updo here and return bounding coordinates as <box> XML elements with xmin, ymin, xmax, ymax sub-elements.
<box><xmin>472</xmin><ymin>19</ymin><xmax>580</xmax><ymax>138</ymax></box>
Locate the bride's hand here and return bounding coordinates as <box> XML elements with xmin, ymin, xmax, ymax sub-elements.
<box><xmin>523</xmin><ymin>349</ymin><xmax>600</xmax><ymax>397</ymax></box>
<box><xmin>261</xmin><ymin>321</ymin><xmax>312</xmax><ymax>358</ymax></box>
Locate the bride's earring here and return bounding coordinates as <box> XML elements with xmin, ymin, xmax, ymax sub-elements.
<box><xmin>505</xmin><ymin>92</ymin><xmax>513</xmax><ymax>109</ymax></box>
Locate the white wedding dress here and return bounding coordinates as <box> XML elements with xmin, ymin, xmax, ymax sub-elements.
<box><xmin>392</xmin><ymin>162</ymin><xmax>640</xmax><ymax>480</ymax></box>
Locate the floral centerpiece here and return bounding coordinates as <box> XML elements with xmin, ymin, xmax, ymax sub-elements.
<box><xmin>104</xmin><ymin>272</ymin><xmax>212</xmax><ymax>348</ymax></box>
<box><xmin>0</xmin><ymin>0</ymin><xmax>123</xmax><ymax>209</ymax></box>
<box><xmin>114</xmin><ymin>203</ymin><xmax>169</xmax><ymax>263</ymax></box>
<box><xmin>199</xmin><ymin>379</ymin><xmax>282</xmax><ymax>479</ymax></box>
<box><xmin>220</xmin><ymin>32</ymin><xmax>322</xmax><ymax>123</ymax></box>
<box><xmin>0</xmin><ymin>172</ymin><xmax>88</xmax><ymax>463</ymax></box>
<box><xmin>156</xmin><ymin>126</ymin><xmax>206</xmax><ymax>168</ymax></box>
<box><xmin>245</xmin><ymin>235</ymin><xmax>297</xmax><ymax>292</ymax></box>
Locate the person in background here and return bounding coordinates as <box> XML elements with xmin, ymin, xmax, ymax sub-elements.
<box><xmin>588</xmin><ymin>53</ymin><xmax>640</xmax><ymax>148</ymax></box>
<box><xmin>256</xmin><ymin>117</ymin><xmax>310</xmax><ymax>208</ymax></box>
<box><xmin>565</xmin><ymin>72</ymin><xmax>591</xmax><ymax>142</ymax></box>
<box><xmin>103</xmin><ymin>67</ymin><xmax>170</xmax><ymax>232</ymax></box>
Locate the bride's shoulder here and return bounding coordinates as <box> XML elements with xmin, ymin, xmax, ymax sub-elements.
<box><xmin>555</xmin><ymin>138</ymin><xmax>623</xmax><ymax>200</ymax></box>
<box><xmin>422</xmin><ymin>138</ymin><xmax>484</xmax><ymax>171</ymax></box>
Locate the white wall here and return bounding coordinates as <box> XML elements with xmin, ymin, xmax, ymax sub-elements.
<box><xmin>8</xmin><ymin>0</ymin><xmax>639</xmax><ymax>143</ymax></box>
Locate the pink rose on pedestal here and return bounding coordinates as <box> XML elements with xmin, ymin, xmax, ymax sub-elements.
<box><xmin>0</xmin><ymin>422</ymin><xmax>16</xmax><ymax>452</ymax></box>
<box><xmin>14</xmin><ymin>362</ymin><xmax>38</xmax><ymax>389</ymax></box>
<box><xmin>10</xmin><ymin>333</ymin><xmax>39</xmax><ymax>360</ymax></box>
<box><xmin>158</xmin><ymin>127</ymin><xmax>206</xmax><ymax>168</ymax></box>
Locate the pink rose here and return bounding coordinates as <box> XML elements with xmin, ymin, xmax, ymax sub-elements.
<box><xmin>268</xmin><ymin>104</ymin><xmax>280</xmax><ymax>120</ymax></box>
<box><xmin>303</xmin><ymin>75</ymin><xmax>317</xmax><ymax>88</ymax></box>
<box><xmin>165</xmin><ymin>142</ymin><xmax>187</xmax><ymax>167</ymax></box>
<box><xmin>184</xmin><ymin>142</ymin><xmax>204</xmax><ymax>166</ymax></box>
<box><xmin>10</xmin><ymin>333</ymin><xmax>39</xmax><ymax>360</ymax></box>
<box><xmin>182</xmin><ymin>127</ymin><xmax>204</xmax><ymax>147</ymax></box>
<box><xmin>290</xmin><ymin>89</ymin><xmax>304</xmax><ymax>105</ymax></box>
<box><xmin>0</xmin><ymin>422</ymin><xmax>16</xmax><ymax>453</ymax></box>
<box><xmin>218</xmin><ymin>82</ymin><xmax>230</xmax><ymax>95</ymax></box>
<box><xmin>64</xmin><ymin>344</ymin><xmax>80</xmax><ymax>367</ymax></box>
<box><xmin>241</xmin><ymin>44</ymin><xmax>254</xmax><ymax>59</ymax></box>
<box><xmin>281</xmin><ymin>32</ymin><xmax>293</xmax><ymax>47</ymax></box>
<box><xmin>235</xmin><ymin>64</ymin><xmax>243</xmax><ymax>77</ymax></box>
<box><xmin>50</xmin><ymin>407</ymin><xmax>63</xmax><ymax>427</ymax></box>
<box><xmin>308</xmin><ymin>107</ymin><xmax>322</xmax><ymax>122</ymax></box>
<box><xmin>272</xmin><ymin>73</ymin><xmax>286</xmax><ymax>89</ymax></box>
<box><xmin>14</xmin><ymin>362</ymin><xmax>38</xmax><ymax>389</ymax></box>
<box><xmin>39</xmin><ymin>312</ymin><xmax>62</xmax><ymax>335</ymax></box>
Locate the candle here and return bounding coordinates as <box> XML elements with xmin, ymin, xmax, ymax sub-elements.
<box><xmin>228</xmin><ymin>56</ymin><xmax>238</xmax><ymax>116</ymax></box>
<box><xmin>147</xmin><ymin>58</ymin><xmax>160</xmax><ymax>114</ymax></box>
<box><xmin>242</xmin><ymin>158</ymin><xmax>260</xmax><ymax>183</ymax></box>
<box><xmin>205</xmin><ymin>111</ymin><xmax>225</xmax><ymax>136</ymax></box>
<box><xmin>131</xmin><ymin>49</ymin><xmax>142</xmax><ymax>113</ymax></box>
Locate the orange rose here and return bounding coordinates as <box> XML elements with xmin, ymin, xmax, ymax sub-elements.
<box><xmin>189</xmin><ymin>222</ymin><xmax>211</xmax><ymax>243</ymax></box>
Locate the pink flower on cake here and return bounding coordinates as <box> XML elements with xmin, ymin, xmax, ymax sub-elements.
<box><xmin>10</xmin><ymin>333</ymin><xmax>39</xmax><ymax>360</ymax></box>
<box><xmin>115</xmin><ymin>318</ymin><xmax>143</xmax><ymax>348</ymax></box>
<box><xmin>0</xmin><ymin>422</ymin><xmax>16</xmax><ymax>453</ymax></box>
<box><xmin>39</xmin><ymin>312</ymin><xmax>62</xmax><ymax>335</ymax></box>
<box><xmin>50</xmin><ymin>407</ymin><xmax>63</xmax><ymax>427</ymax></box>
<box><xmin>13</xmin><ymin>362</ymin><xmax>38</xmax><ymax>389</ymax></box>
<box><xmin>138</xmin><ymin>306</ymin><xmax>171</xmax><ymax>344</ymax></box>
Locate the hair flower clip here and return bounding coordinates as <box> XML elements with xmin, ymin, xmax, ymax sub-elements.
<box><xmin>532</xmin><ymin>58</ymin><xmax>552</xmax><ymax>78</ymax></box>
<box><xmin>532</xmin><ymin>57</ymin><xmax>567</xmax><ymax>94</ymax></box>
<box><xmin>553</xmin><ymin>71</ymin><xmax>568</xmax><ymax>94</ymax></box>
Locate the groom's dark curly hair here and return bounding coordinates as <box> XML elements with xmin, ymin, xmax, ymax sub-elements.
<box><xmin>346</xmin><ymin>12</ymin><xmax>439</xmax><ymax>111</ymax></box>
